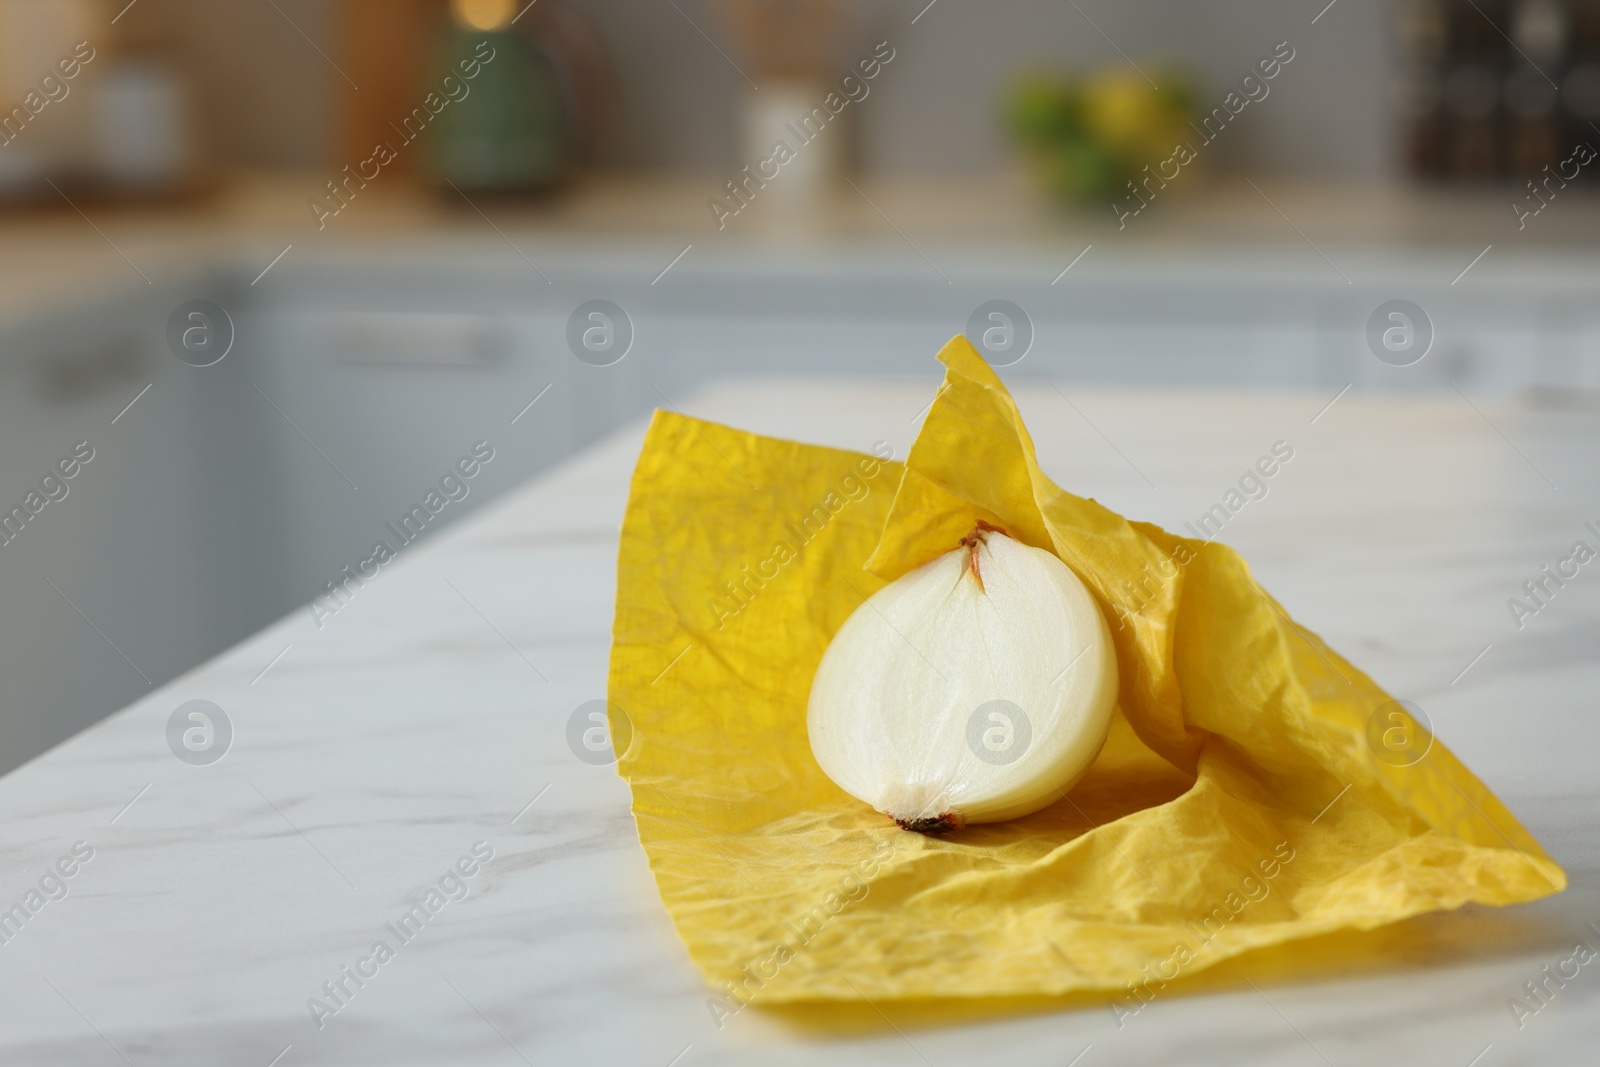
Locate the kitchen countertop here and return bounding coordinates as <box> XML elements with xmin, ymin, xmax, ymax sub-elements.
<box><xmin>12</xmin><ymin>172</ymin><xmax>1600</xmax><ymax>334</ymax></box>
<box><xmin>0</xmin><ymin>377</ymin><xmax>1597</xmax><ymax>1066</ymax></box>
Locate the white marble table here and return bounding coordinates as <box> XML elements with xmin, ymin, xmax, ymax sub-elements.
<box><xmin>1</xmin><ymin>378</ymin><xmax>1596</xmax><ymax>1066</ymax></box>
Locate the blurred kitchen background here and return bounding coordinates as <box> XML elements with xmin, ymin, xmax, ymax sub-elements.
<box><xmin>1</xmin><ymin>0</ymin><xmax>1596</xmax><ymax>772</ymax></box>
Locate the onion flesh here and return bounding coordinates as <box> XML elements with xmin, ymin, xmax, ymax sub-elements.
<box><xmin>807</xmin><ymin>524</ymin><xmax>1118</xmax><ymax>832</ymax></box>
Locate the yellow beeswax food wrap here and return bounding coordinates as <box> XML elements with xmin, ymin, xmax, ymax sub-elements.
<box><xmin>606</xmin><ymin>336</ymin><xmax>1565</xmax><ymax>1007</ymax></box>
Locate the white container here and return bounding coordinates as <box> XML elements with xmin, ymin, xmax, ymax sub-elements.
<box><xmin>739</xmin><ymin>79</ymin><xmax>842</xmax><ymax>216</ymax></box>
<box><xmin>93</xmin><ymin>59</ymin><xmax>192</xmax><ymax>190</ymax></box>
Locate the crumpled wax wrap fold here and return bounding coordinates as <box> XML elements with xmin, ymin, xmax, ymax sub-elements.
<box><xmin>606</xmin><ymin>336</ymin><xmax>1565</xmax><ymax>1008</ymax></box>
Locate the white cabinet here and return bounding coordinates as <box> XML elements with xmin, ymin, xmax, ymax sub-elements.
<box><xmin>2</xmin><ymin>241</ymin><xmax>1599</xmax><ymax>772</ymax></box>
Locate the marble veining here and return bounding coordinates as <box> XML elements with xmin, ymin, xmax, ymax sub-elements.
<box><xmin>0</xmin><ymin>380</ymin><xmax>1596</xmax><ymax>1066</ymax></box>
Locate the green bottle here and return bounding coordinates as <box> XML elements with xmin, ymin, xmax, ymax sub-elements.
<box><xmin>429</xmin><ymin>26</ymin><xmax>570</xmax><ymax>192</ymax></box>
